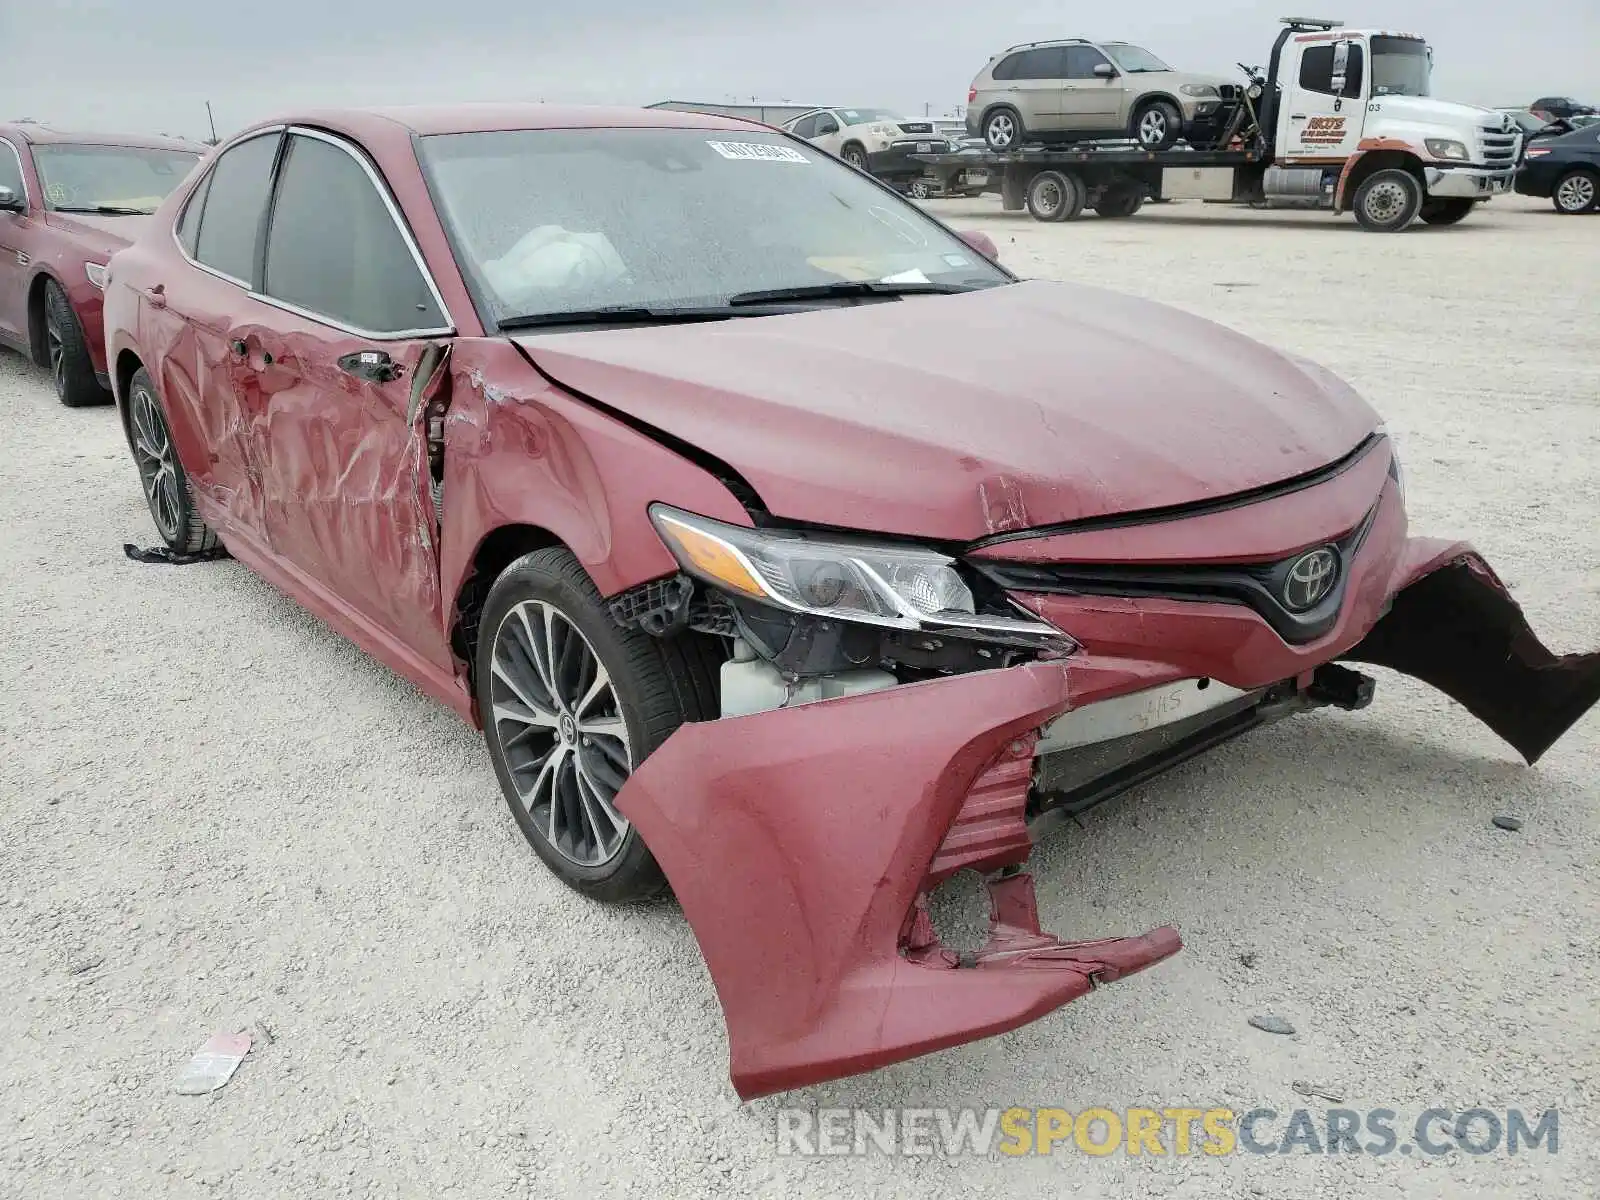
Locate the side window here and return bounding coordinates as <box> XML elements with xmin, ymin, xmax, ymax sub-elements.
<box><xmin>1338</xmin><ymin>44</ymin><xmax>1365</xmax><ymax>98</ymax></box>
<box><xmin>992</xmin><ymin>54</ymin><xmax>1021</xmax><ymax>81</ymax></box>
<box><xmin>790</xmin><ymin>115</ymin><xmax>817</xmax><ymax>139</ymax></box>
<box><xmin>1009</xmin><ymin>48</ymin><xmax>1067</xmax><ymax>79</ymax></box>
<box><xmin>262</xmin><ymin>132</ymin><xmax>444</xmax><ymax>335</ymax></box>
<box><xmin>1064</xmin><ymin>46</ymin><xmax>1112</xmax><ymax>79</ymax></box>
<box><xmin>193</xmin><ymin>133</ymin><xmax>280</xmax><ymax>282</ymax></box>
<box><xmin>0</xmin><ymin>139</ymin><xmax>26</xmax><ymax>201</ymax></box>
<box><xmin>1299</xmin><ymin>45</ymin><xmax>1335</xmax><ymax>94</ymax></box>
<box><xmin>175</xmin><ymin>171</ymin><xmax>211</xmax><ymax>256</ymax></box>
<box><xmin>814</xmin><ymin>113</ymin><xmax>840</xmax><ymax>135</ymax></box>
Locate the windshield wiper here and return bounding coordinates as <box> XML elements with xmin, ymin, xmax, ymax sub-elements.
<box><xmin>725</xmin><ymin>280</ymin><xmax>975</xmax><ymax>307</ymax></box>
<box><xmin>497</xmin><ymin>305</ymin><xmax>742</xmax><ymax>332</ymax></box>
<box><xmin>53</xmin><ymin>204</ymin><xmax>155</xmax><ymax>216</ymax></box>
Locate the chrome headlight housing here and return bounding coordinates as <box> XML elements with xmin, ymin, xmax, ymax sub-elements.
<box><xmin>648</xmin><ymin>505</ymin><xmax>1072</xmax><ymax>650</ymax></box>
<box><xmin>1180</xmin><ymin>84</ymin><xmax>1220</xmax><ymax>98</ymax></box>
<box><xmin>1425</xmin><ymin>138</ymin><xmax>1470</xmax><ymax>162</ymax></box>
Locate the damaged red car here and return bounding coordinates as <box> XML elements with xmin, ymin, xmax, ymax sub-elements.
<box><xmin>103</xmin><ymin>105</ymin><xmax>1600</xmax><ymax>1100</ymax></box>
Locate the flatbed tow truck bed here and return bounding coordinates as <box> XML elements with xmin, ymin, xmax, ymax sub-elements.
<box><xmin>913</xmin><ymin>142</ymin><xmax>1267</xmax><ymax>221</ymax></box>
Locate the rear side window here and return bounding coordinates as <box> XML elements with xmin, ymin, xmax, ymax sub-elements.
<box><xmin>192</xmin><ymin>133</ymin><xmax>279</xmax><ymax>282</ymax></box>
<box><xmin>994</xmin><ymin>48</ymin><xmax>1067</xmax><ymax>81</ymax></box>
<box><xmin>789</xmin><ymin>115</ymin><xmax>817</xmax><ymax>139</ymax></box>
<box><xmin>262</xmin><ymin>132</ymin><xmax>445</xmax><ymax>335</ymax></box>
<box><xmin>175</xmin><ymin>171</ymin><xmax>211</xmax><ymax>256</ymax></box>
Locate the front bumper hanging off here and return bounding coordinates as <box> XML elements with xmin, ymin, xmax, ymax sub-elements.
<box><xmin>612</xmin><ymin>539</ymin><xmax>1600</xmax><ymax>1099</ymax></box>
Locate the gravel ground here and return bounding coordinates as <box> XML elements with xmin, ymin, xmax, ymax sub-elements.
<box><xmin>2</xmin><ymin>195</ymin><xmax>1596</xmax><ymax>1200</ymax></box>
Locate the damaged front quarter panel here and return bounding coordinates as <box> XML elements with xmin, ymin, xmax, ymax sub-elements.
<box><xmin>612</xmin><ymin>661</ymin><xmax>1180</xmax><ymax>1099</ymax></box>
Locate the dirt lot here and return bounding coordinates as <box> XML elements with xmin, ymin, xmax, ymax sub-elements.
<box><xmin>2</xmin><ymin>194</ymin><xmax>1596</xmax><ymax>1200</ymax></box>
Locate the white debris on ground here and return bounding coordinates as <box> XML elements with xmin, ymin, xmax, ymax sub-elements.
<box><xmin>1</xmin><ymin>195</ymin><xmax>1596</xmax><ymax>1199</ymax></box>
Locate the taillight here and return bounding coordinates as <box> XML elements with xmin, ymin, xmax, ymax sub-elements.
<box><xmin>968</xmin><ymin>87</ymin><xmax>977</xmax><ymax>103</ymax></box>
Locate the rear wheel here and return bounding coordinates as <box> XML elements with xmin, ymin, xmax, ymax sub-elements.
<box><xmin>127</xmin><ymin>367</ymin><xmax>217</xmax><ymax>554</ymax></box>
<box><xmin>476</xmin><ymin>548</ymin><xmax>719</xmax><ymax>903</ymax></box>
<box><xmin>1027</xmin><ymin>170</ymin><xmax>1083</xmax><ymax>222</ymax></box>
<box><xmin>1132</xmin><ymin>100</ymin><xmax>1182</xmax><ymax>151</ymax></box>
<box><xmin>1418</xmin><ymin>197</ymin><xmax>1475</xmax><ymax>225</ymax></box>
<box><xmin>42</xmin><ymin>280</ymin><xmax>107</xmax><ymax>407</ymax></box>
<box><xmin>1552</xmin><ymin>169</ymin><xmax>1598</xmax><ymax>213</ymax></box>
<box><xmin>984</xmin><ymin>107</ymin><xmax>1022</xmax><ymax>152</ymax></box>
<box><xmin>1095</xmin><ymin>185</ymin><xmax>1145</xmax><ymax>218</ymax></box>
<box><xmin>1352</xmin><ymin>169</ymin><xmax>1422</xmax><ymax>232</ymax></box>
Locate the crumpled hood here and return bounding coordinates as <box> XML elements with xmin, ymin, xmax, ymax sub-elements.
<box><xmin>43</xmin><ymin>211</ymin><xmax>148</xmax><ymax>258</ymax></box>
<box><xmin>517</xmin><ymin>279</ymin><xmax>1379</xmax><ymax>542</ymax></box>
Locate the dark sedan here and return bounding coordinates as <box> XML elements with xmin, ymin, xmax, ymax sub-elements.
<box><xmin>1517</xmin><ymin>125</ymin><xmax>1600</xmax><ymax>212</ymax></box>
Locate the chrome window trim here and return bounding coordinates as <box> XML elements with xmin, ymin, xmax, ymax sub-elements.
<box><xmin>171</xmin><ymin>124</ymin><xmax>456</xmax><ymax>342</ymax></box>
<box><xmin>0</xmin><ymin>136</ymin><xmax>32</xmax><ymax>210</ymax></box>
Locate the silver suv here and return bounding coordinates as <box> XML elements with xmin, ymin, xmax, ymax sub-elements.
<box><xmin>966</xmin><ymin>39</ymin><xmax>1233</xmax><ymax>151</ymax></box>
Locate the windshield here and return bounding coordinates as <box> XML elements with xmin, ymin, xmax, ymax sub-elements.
<box><xmin>417</xmin><ymin>127</ymin><xmax>1009</xmax><ymax>326</ymax></box>
<box><xmin>1101</xmin><ymin>44</ymin><xmax>1173</xmax><ymax>73</ymax></box>
<box><xmin>836</xmin><ymin>108</ymin><xmax>901</xmax><ymax>126</ymax></box>
<box><xmin>32</xmin><ymin>144</ymin><xmax>199</xmax><ymax>214</ymax></box>
<box><xmin>1370</xmin><ymin>36</ymin><xmax>1431</xmax><ymax>98</ymax></box>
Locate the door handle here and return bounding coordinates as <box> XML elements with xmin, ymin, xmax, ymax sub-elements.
<box><xmin>337</xmin><ymin>349</ymin><xmax>405</xmax><ymax>384</ymax></box>
<box><xmin>1290</xmin><ymin>114</ymin><xmax>1308</xmax><ymax>120</ymax></box>
<box><xmin>143</xmin><ymin>284</ymin><xmax>166</xmax><ymax>308</ymax></box>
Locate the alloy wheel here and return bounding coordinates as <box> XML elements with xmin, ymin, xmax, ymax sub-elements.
<box><xmin>45</xmin><ymin>312</ymin><xmax>66</xmax><ymax>400</ymax></box>
<box><xmin>129</xmin><ymin>384</ymin><xmax>182</xmax><ymax>542</ymax></box>
<box><xmin>488</xmin><ymin>600</ymin><xmax>633</xmax><ymax>867</ymax></box>
<box><xmin>987</xmin><ymin>113</ymin><xmax>1015</xmax><ymax>148</ymax></box>
<box><xmin>1556</xmin><ymin>173</ymin><xmax>1595</xmax><ymax>212</ymax></box>
<box><xmin>1138</xmin><ymin>109</ymin><xmax>1168</xmax><ymax>146</ymax></box>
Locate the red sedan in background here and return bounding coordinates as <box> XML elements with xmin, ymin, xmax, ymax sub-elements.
<box><xmin>100</xmin><ymin>104</ymin><xmax>1600</xmax><ymax>1099</ymax></box>
<box><xmin>0</xmin><ymin>123</ymin><xmax>202</xmax><ymax>406</ymax></box>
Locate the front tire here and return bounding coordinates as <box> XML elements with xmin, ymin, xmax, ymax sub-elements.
<box><xmin>907</xmin><ymin>178</ymin><xmax>932</xmax><ymax>200</ymax></box>
<box><xmin>1352</xmin><ymin>169</ymin><xmax>1422</xmax><ymax>232</ymax></box>
<box><xmin>43</xmin><ymin>280</ymin><xmax>107</xmax><ymax>408</ymax></box>
<box><xmin>127</xmin><ymin>367</ymin><xmax>217</xmax><ymax>554</ymax></box>
<box><xmin>476</xmin><ymin>548</ymin><xmax>718</xmax><ymax>903</ymax></box>
<box><xmin>1418</xmin><ymin>197</ymin><xmax>1475</xmax><ymax>225</ymax></box>
<box><xmin>840</xmin><ymin>143</ymin><xmax>868</xmax><ymax>170</ymax></box>
<box><xmin>1132</xmin><ymin>100</ymin><xmax>1182</xmax><ymax>151</ymax></box>
<box><xmin>1552</xmin><ymin>168</ymin><xmax>1598</xmax><ymax>214</ymax></box>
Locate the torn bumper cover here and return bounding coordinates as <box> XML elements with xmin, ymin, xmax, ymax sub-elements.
<box><xmin>613</xmin><ymin>541</ymin><xmax>1599</xmax><ymax>1099</ymax></box>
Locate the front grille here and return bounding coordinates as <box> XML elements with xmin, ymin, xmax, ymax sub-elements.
<box><xmin>1479</xmin><ymin>124</ymin><xmax>1520</xmax><ymax>168</ymax></box>
<box><xmin>971</xmin><ymin>502</ymin><xmax>1381</xmax><ymax>646</ymax></box>
<box><xmin>1217</xmin><ymin>83</ymin><xmax>1241</xmax><ymax>101</ymax></box>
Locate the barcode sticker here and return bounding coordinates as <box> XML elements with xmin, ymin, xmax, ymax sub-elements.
<box><xmin>706</xmin><ymin>140</ymin><xmax>809</xmax><ymax>163</ymax></box>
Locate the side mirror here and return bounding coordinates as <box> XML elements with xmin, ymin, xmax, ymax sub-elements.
<box><xmin>1093</xmin><ymin>63</ymin><xmax>1118</xmax><ymax>79</ymax></box>
<box><xmin>956</xmin><ymin>229</ymin><xmax>998</xmax><ymax>261</ymax></box>
<box><xmin>0</xmin><ymin>185</ymin><xmax>22</xmax><ymax>212</ymax></box>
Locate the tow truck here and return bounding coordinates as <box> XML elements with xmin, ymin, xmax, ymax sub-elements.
<box><xmin>914</xmin><ymin>18</ymin><xmax>1523</xmax><ymax>231</ymax></box>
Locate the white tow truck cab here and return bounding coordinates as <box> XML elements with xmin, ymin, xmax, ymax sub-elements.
<box><xmin>919</xmin><ymin>17</ymin><xmax>1523</xmax><ymax>231</ymax></box>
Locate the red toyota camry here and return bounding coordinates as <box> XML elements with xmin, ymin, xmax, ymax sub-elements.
<box><xmin>0</xmin><ymin>123</ymin><xmax>202</xmax><ymax>406</ymax></box>
<box><xmin>101</xmin><ymin>104</ymin><xmax>1600</xmax><ymax>1099</ymax></box>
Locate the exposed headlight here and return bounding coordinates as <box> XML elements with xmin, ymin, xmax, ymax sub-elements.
<box><xmin>1180</xmin><ymin>84</ymin><xmax>1219</xmax><ymax>98</ymax></box>
<box><xmin>1376</xmin><ymin>426</ymin><xmax>1406</xmax><ymax>505</ymax></box>
<box><xmin>872</xmin><ymin>123</ymin><xmax>899</xmax><ymax>137</ymax></box>
<box><xmin>84</xmin><ymin>262</ymin><xmax>109</xmax><ymax>289</ymax></box>
<box><xmin>648</xmin><ymin>504</ymin><xmax>1072</xmax><ymax>648</ymax></box>
<box><xmin>1425</xmin><ymin>139</ymin><xmax>1470</xmax><ymax>161</ymax></box>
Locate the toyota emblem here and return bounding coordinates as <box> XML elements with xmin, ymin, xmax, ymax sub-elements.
<box><xmin>1282</xmin><ymin>547</ymin><xmax>1338</xmax><ymax>612</ymax></box>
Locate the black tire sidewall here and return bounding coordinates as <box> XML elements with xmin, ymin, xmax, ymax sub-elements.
<box><xmin>43</xmin><ymin>280</ymin><xmax>105</xmax><ymax>408</ymax></box>
<box><xmin>127</xmin><ymin>367</ymin><xmax>212</xmax><ymax>553</ymax></box>
<box><xmin>841</xmin><ymin>143</ymin><xmax>867</xmax><ymax>169</ymax></box>
<box><xmin>1354</xmin><ymin>169</ymin><xmax>1422</xmax><ymax>231</ymax></box>
<box><xmin>1028</xmin><ymin>170</ymin><xmax>1080</xmax><ymax>222</ymax></box>
<box><xmin>474</xmin><ymin>548</ymin><xmax>670</xmax><ymax>902</ymax></box>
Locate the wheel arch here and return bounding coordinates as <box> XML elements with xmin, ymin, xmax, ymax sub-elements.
<box><xmin>1334</xmin><ymin>145</ymin><xmax>1425</xmax><ymax>212</ymax></box>
<box><xmin>25</xmin><ymin>268</ymin><xmax>65</xmax><ymax>366</ymax></box>
<box><xmin>449</xmin><ymin>522</ymin><xmax>565</xmax><ymax>698</ymax></box>
<box><xmin>1132</xmin><ymin>91</ymin><xmax>1182</xmax><ymax>117</ymax></box>
<box><xmin>979</xmin><ymin>102</ymin><xmax>1023</xmax><ymax>133</ymax></box>
<box><xmin>112</xmin><ymin>347</ymin><xmax>145</xmax><ymax>438</ymax></box>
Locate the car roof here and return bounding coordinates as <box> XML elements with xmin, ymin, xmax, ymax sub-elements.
<box><xmin>244</xmin><ymin>103</ymin><xmax>773</xmax><ymax>143</ymax></box>
<box><xmin>0</xmin><ymin>122</ymin><xmax>204</xmax><ymax>152</ymax></box>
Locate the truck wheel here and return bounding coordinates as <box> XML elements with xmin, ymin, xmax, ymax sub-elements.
<box><xmin>984</xmin><ymin>107</ymin><xmax>1023</xmax><ymax>152</ymax></box>
<box><xmin>1418</xmin><ymin>197</ymin><xmax>1475</xmax><ymax>225</ymax></box>
<box><xmin>1552</xmin><ymin>169</ymin><xmax>1598</xmax><ymax>214</ymax></box>
<box><xmin>1352</xmin><ymin>169</ymin><xmax>1422</xmax><ymax>232</ymax></box>
<box><xmin>1095</xmin><ymin>186</ymin><xmax>1145</xmax><ymax>218</ymax></box>
<box><xmin>1132</xmin><ymin>100</ymin><xmax>1182</xmax><ymax>151</ymax></box>
<box><xmin>1027</xmin><ymin>170</ymin><xmax>1083</xmax><ymax>222</ymax></box>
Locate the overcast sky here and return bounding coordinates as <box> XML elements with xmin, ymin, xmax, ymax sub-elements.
<box><xmin>3</xmin><ymin>0</ymin><xmax>1595</xmax><ymax>140</ymax></box>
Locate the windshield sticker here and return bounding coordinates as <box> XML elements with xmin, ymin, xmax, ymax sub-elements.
<box><xmin>942</xmin><ymin>253</ymin><xmax>972</xmax><ymax>267</ymax></box>
<box><xmin>706</xmin><ymin>140</ymin><xmax>809</xmax><ymax>163</ymax></box>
